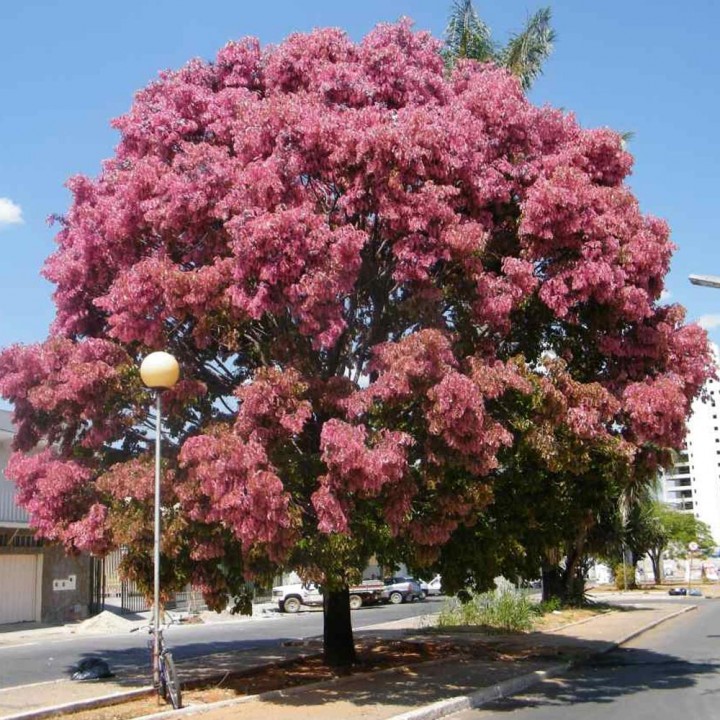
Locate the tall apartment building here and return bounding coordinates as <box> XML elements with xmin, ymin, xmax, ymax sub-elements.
<box><xmin>660</xmin><ymin>377</ymin><xmax>720</xmax><ymax>544</ymax></box>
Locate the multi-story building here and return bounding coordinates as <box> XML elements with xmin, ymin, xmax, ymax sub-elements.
<box><xmin>660</xmin><ymin>377</ymin><xmax>720</xmax><ymax>544</ymax></box>
<box><xmin>0</xmin><ymin>409</ymin><xmax>95</xmax><ymax>625</ymax></box>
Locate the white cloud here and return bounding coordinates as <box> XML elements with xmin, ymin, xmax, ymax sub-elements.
<box><xmin>0</xmin><ymin>197</ymin><xmax>23</xmax><ymax>227</ymax></box>
<box><xmin>697</xmin><ymin>314</ymin><xmax>720</xmax><ymax>330</ymax></box>
<box><xmin>660</xmin><ymin>289</ymin><xmax>672</xmax><ymax>302</ymax></box>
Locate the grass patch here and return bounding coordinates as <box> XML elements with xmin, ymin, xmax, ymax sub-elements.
<box><xmin>436</xmin><ymin>582</ymin><xmax>613</xmax><ymax>634</ymax></box>
<box><xmin>437</xmin><ymin>583</ymin><xmax>536</xmax><ymax>633</ymax></box>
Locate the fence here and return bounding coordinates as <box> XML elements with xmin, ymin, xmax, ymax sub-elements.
<box><xmin>97</xmin><ymin>548</ymin><xmax>266</xmax><ymax>616</ymax></box>
<box><xmin>89</xmin><ymin>557</ymin><xmax>105</xmax><ymax>616</ymax></box>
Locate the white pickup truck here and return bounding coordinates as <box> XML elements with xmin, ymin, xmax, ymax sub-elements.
<box><xmin>272</xmin><ymin>579</ymin><xmax>385</xmax><ymax>613</ymax></box>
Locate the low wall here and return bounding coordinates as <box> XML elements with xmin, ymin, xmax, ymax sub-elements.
<box><xmin>40</xmin><ymin>546</ymin><xmax>92</xmax><ymax>623</ymax></box>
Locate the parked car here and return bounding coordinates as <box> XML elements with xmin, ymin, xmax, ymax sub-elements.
<box><xmin>419</xmin><ymin>574</ymin><xmax>443</xmax><ymax>597</ymax></box>
<box><xmin>272</xmin><ymin>580</ymin><xmax>385</xmax><ymax>612</ymax></box>
<box><xmin>668</xmin><ymin>587</ymin><xmax>703</xmax><ymax>596</ymax></box>
<box><xmin>382</xmin><ymin>577</ymin><xmax>424</xmax><ymax>604</ymax></box>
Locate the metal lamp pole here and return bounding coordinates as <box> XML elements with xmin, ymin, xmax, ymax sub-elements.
<box><xmin>688</xmin><ymin>541</ymin><xmax>699</xmax><ymax>595</ymax></box>
<box><xmin>140</xmin><ymin>351</ymin><xmax>180</xmax><ymax>690</ymax></box>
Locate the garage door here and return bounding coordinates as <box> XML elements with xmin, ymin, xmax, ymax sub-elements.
<box><xmin>0</xmin><ymin>555</ymin><xmax>39</xmax><ymax>624</ymax></box>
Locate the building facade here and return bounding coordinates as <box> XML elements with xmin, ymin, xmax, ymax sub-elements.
<box><xmin>0</xmin><ymin>409</ymin><xmax>94</xmax><ymax>625</ymax></box>
<box><xmin>660</xmin><ymin>377</ymin><xmax>720</xmax><ymax>544</ymax></box>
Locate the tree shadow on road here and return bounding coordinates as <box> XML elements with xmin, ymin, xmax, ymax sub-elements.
<box><xmin>237</xmin><ymin>633</ymin><xmax>719</xmax><ymax>715</ymax></box>
<box><xmin>61</xmin><ymin>625</ymin><xmax>719</xmax><ymax>716</ymax></box>
<box><xmin>475</xmin><ymin>645</ymin><xmax>719</xmax><ymax>713</ymax></box>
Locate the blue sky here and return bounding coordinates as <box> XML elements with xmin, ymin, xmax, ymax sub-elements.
<box><xmin>1</xmin><ymin>0</ymin><xmax>718</xmax><ymax>352</ymax></box>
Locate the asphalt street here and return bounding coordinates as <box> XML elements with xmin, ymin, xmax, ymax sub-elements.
<box><xmin>450</xmin><ymin>595</ymin><xmax>720</xmax><ymax>720</ymax></box>
<box><xmin>0</xmin><ymin>596</ymin><xmax>441</xmax><ymax>689</ymax></box>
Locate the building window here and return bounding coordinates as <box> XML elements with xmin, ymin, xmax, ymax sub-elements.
<box><xmin>0</xmin><ymin>533</ymin><xmax>42</xmax><ymax>548</ymax></box>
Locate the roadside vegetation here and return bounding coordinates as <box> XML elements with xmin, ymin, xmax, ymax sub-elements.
<box><xmin>436</xmin><ymin>581</ymin><xmax>574</xmax><ymax>633</ymax></box>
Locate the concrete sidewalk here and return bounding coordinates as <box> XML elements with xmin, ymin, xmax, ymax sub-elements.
<box><xmin>146</xmin><ymin>602</ymin><xmax>695</xmax><ymax>720</ymax></box>
<box><xmin>0</xmin><ymin>599</ymin><xmax>696</xmax><ymax>720</ymax></box>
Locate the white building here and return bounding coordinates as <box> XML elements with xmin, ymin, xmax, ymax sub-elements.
<box><xmin>660</xmin><ymin>377</ymin><xmax>720</xmax><ymax>544</ymax></box>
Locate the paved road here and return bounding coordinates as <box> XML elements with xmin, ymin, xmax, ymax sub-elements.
<box><xmin>450</xmin><ymin>596</ymin><xmax>720</xmax><ymax>719</ymax></box>
<box><xmin>0</xmin><ymin>596</ymin><xmax>441</xmax><ymax>690</ymax></box>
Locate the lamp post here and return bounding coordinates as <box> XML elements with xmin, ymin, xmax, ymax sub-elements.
<box><xmin>688</xmin><ymin>541</ymin><xmax>699</xmax><ymax>595</ymax></box>
<box><xmin>139</xmin><ymin>351</ymin><xmax>180</xmax><ymax>690</ymax></box>
<box><xmin>690</xmin><ymin>274</ymin><xmax>720</xmax><ymax>289</ymax></box>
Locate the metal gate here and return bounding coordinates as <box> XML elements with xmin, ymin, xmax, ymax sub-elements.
<box><xmin>168</xmin><ymin>586</ymin><xmax>208</xmax><ymax>613</ymax></box>
<box><xmin>88</xmin><ymin>556</ymin><xmax>105</xmax><ymax>616</ymax></box>
<box><xmin>121</xmin><ymin>578</ymin><xmax>150</xmax><ymax>614</ymax></box>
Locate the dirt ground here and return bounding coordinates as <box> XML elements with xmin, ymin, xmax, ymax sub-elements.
<box><xmin>61</xmin><ymin>607</ymin><xmax>605</xmax><ymax>720</ymax></box>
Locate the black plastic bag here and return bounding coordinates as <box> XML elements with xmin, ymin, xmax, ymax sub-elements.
<box><xmin>71</xmin><ymin>657</ymin><xmax>114</xmax><ymax>681</ymax></box>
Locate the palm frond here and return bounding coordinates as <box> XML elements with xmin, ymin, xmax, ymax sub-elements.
<box><xmin>499</xmin><ymin>7</ymin><xmax>556</xmax><ymax>90</ymax></box>
<box><xmin>620</xmin><ymin>130</ymin><xmax>635</xmax><ymax>150</ymax></box>
<box><xmin>444</xmin><ymin>0</ymin><xmax>496</xmax><ymax>66</ymax></box>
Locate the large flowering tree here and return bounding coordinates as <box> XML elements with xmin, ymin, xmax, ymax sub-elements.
<box><xmin>0</xmin><ymin>21</ymin><xmax>712</xmax><ymax>665</ymax></box>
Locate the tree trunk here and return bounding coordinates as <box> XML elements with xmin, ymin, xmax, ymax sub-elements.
<box><xmin>542</xmin><ymin>562</ymin><xmax>586</xmax><ymax>605</ymax></box>
<box><xmin>541</xmin><ymin>532</ymin><xmax>589</xmax><ymax>606</ymax></box>
<box><xmin>323</xmin><ymin>587</ymin><xmax>357</xmax><ymax>668</ymax></box>
<box><xmin>561</xmin><ymin>546</ymin><xmax>587</xmax><ymax>605</ymax></box>
<box><xmin>648</xmin><ymin>550</ymin><xmax>661</xmax><ymax>585</ymax></box>
<box><xmin>541</xmin><ymin>565</ymin><xmax>564</xmax><ymax>603</ymax></box>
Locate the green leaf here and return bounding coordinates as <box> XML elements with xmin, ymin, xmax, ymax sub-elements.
<box><xmin>498</xmin><ymin>7</ymin><xmax>556</xmax><ymax>90</ymax></box>
<box><xmin>444</xmin><ymin>0</ymin><xmax>496</xmax><ymax>65</ymax></box>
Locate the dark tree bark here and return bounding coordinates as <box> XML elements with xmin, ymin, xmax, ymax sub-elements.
<box><xmin>541</xmin><ymin>564</ymin><xmax>586</xmax><ymax>605</ymax></box>
<box><xmin>541</xmin><ymin>541</ymin><xmax>588</xmax><ymax>607</ymax></box>
<box><xmin>648</xmin><ymin>548</ymin><xmax>663</xmax><ymax>584</ymax></box>
<box><xmin>541</xmin><ymin>564</ymin><xmax>564</xmax><ymax>603</ymax></box>
<box><xmin>323</xmin><ymin>587</ymin><xmax>357</xmax><ymax>668</ymax></box>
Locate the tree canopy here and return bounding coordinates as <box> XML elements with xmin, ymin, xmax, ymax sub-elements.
<box><xmin>0</xmin><ymin>20</ymin><xmax>712</xmax><ymax>664</ymax></box>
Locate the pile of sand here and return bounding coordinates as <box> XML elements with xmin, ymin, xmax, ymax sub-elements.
<box><xmin>75</xmin><ymin>610</ymin><xmax>135</xmax><ymax>634</ymax></box>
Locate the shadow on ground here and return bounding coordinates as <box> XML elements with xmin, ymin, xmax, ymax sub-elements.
<box><xmin>467</xmin><ymin>645</ymin><xmax>719</xmax><ymax>713</ymax></box>
<box><xmin>64</xmin><ymin>636</ymin><xmax>308</xmax><ymax>687</ymax></box>
<box><xmin>60</xmin><ymin>606</ymin><xmax>718</xmax><ymax>716</ymax></box>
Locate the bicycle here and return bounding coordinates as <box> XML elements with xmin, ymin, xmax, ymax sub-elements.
<box><xmin>131</xmin><ymin>613</ymin><xmax>182</xmax><ymax>709</ymax></box>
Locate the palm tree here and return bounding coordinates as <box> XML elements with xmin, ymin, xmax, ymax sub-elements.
<box><xmin>444</xmin><ymin>0</ymin><xmax>556</xmax><ymax>91</ymax></box>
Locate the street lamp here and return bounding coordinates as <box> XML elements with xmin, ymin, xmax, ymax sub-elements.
<box><xmin>690</xmin><ymin>274</ymin><xmax>720</xmax><ymax>289</ymax></box>
<box><xmin>139</xmin><ymin>351</ymin><xmax>180</xmax><ymax>690</ymax></box>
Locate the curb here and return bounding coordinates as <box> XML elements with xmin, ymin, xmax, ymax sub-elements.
<box><xmin>1</xmin><ymin>604</ymin><xmax>696</xmax><ymax>720</ymax></box>
<box><xmin>2</xmin><ymin>688</ymin><xmax>154</xmax><ymax>720</ymax></box>
<box><xmin>386</xmin><ymin>664</ymin><xmax>569</xmax><ymax>720</ymax></box>
<box><xmin>384</xmin><ymin>603</ymin><xmax>698</xmax><ymax>720</ymax></box>
<box><xmin>0</xmin><ymin>651</ymin><xmax>319</xmax><ymax>720</ymax></box>
<box><xmin>596</xmin><ymin>603</ymin><xmax>696</xmax><ymax>650</ymax></box>
<box><xmin>128</xmin><ymin>652</ymin><xmax>471</xmax><ymax>720</ymax></box>
<box><xmin>134</xmin><ymin>603</ymin><xmax>698</xmax><ymax>720</ymax></box>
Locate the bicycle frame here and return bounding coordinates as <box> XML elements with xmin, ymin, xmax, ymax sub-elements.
<box><xmin>138</xmin><ymin>620</ymin><xmax>182</xmax><ymax>709</ymax></box>
<box><xmin>155</xmin><ymin>628</ymin><xmax>181</xmax><ymax>709</ymax></box>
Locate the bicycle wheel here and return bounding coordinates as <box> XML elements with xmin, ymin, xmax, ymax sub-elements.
<box><xmin>162</xmin><ymin>651</ymin><xmax>182</xmax><ymax>709</ymax></box>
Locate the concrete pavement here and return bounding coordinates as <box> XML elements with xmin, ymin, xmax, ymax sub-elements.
<box><xmin>0</xmin><ymin>596</ymin><xmax>698</xmax><ymax>720</ymax></box>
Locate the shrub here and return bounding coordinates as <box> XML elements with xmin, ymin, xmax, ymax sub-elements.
<box><xmin>613</xmin><ymin>563</ymin><xmax>637</xmax><ymax>590</ymax></box>
<box><xmin>437</xmin><ymin>583</ymin><xmax>534</xmax><ymax>633</ymax></box>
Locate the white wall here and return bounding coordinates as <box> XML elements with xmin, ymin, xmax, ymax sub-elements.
<box><xmin>665</xmin><ymin>377</ymin><xmax>720</xmax><ymax>544</ymax></box>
